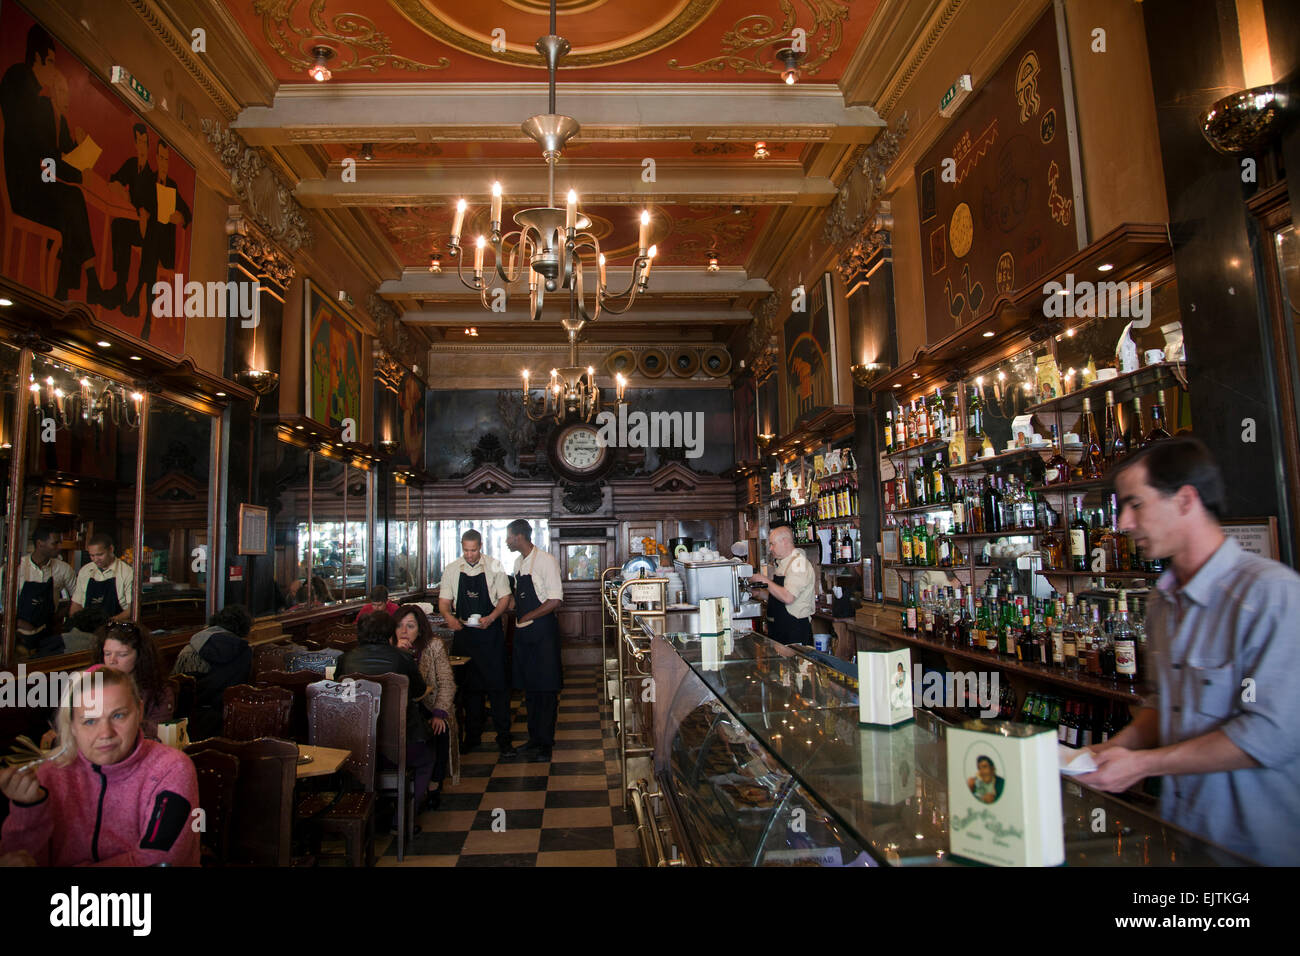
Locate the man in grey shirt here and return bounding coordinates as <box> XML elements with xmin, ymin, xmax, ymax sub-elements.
<box><xmin>1084</xmin><ymin>436</ymin><xmax>1300</xmax><ymax>865</ymax></box>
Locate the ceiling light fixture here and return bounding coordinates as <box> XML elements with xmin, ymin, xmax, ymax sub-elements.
<box><xmin>0</xmin><ymin>297</ymin><xmax>12</xmax><ymax>306</ymax></box>
<box><xmin>753</xmin><ymin>141</ymin><xmax>769</xmax><ymax>160</ymax></box>
<box><xmin>1097</xmin><ymin>262</ymin><xmax>1114</xmax><ymax>272</ymax></box>
<box><xmin>96</xmin><ymin>340</ymin><xmax>111</xmax><ymax>348</ymax></box>
<box><xmin>307</xmin><ymin>46</ymin><xmax>334</xmax><ymax>82</ymax></box>
<box><xmin>428</xmin><ymin>252</ymin><xmax>442</xmax><ymax>274</ymax></box>
<box><xmin>360</xmin><ymin>143</ymin><xmax>375</xmax><ymax>161</ymax></box>
<box><xmin>464</xmin><ymin>327</ymin><xmax>478</xmax><ymax>337</ymax></box>
<box><xmin>778</xmin><ymin>48</ymin><xmax>803</xmax><ymax>85</ymax></box>
<box><xmin>707</xmin><ymin>250</ymin><xmax>719</xmax><ymax>273</ymax></box>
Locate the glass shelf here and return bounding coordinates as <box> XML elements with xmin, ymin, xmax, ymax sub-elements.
<box><xmin>1025</xmin><ymin>362</ymin><xmax>1186</xmax><ymax>417</ymax></box>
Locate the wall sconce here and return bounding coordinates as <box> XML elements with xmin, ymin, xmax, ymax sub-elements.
<box><xmin>1200</xmin><ymin>84</ymin><xmax>1292</xmax><ymax>154</ymax></box>
<box><xmin>235</xmin><ymin>368</ymin><xmax>278</xmax><ymax>411</ymax></box>
<box><xmin>851</xmin><ymin>363</ymin><xmax>886</xmax><ymax>387</ymax></box>
<box><xmin>378</xmin><ymin>439</ymin><xmax>399</xmax><ymax>455</ymax></box>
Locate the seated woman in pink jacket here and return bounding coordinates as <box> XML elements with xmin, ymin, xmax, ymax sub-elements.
<box><xmin>0</xmin><ymin>668</ymin><xmax>200</xmax><ymax>867</ymax></box>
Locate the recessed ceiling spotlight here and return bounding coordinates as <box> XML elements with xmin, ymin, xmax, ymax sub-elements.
<box><xmin>215</xmin><ymin>391</ymin><xmax>227</xmax><ymax>397</ymax></box>
<box><xmin>1097</xmin><ymin>262</ymin><xmax>1114</xmax><ymax>272</ymax></box>
<box><xmin>892</xmin><ymin>383</ymin><xmax>902</xmax><ymax>388</ymax></box>
<box><xmin>0</xmin><ymin>297</ymin><xmax>12</xmax><ymax>306</ymax></box>
<box><xmin>753</xmin><ymin>141</ymin><xmax>769</xmax><ymax>160</ymax></box>
<box><xmin>982</xmin><ymin>331</ymin><xmax>995</xmax><ymax>338</ymax></box>
<box><xmin>360</xmin><ymin>143</ymin><xmax>375</xmax><ymax>161</ymax></box>
<box><xmin>911</xmin><ymin>372</ymin><xmax>920</xmax><ymax>378</ymax></box>
<box><xmin>308</xmin><ymin>46</ymin><xmax>334</xmax><ymax>82</ymax></box>
<box><xmin>731</xmin><ymin>205</ymin><xmax>743</xmax><ymax>215</ymax></box>
<box><xmin>129</xmin><ymin>355</ymin><xmax>142</xmax><ymax>361</ymax></box>
<box><xmin>96</xmin><ymin>340</ymin><xmax>111</xmax><ymax>348</ymax></box>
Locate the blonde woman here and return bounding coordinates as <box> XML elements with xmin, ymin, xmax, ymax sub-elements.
<box><xmin>0</xmin><ymin>669</ymin><xmax>200</xmax><ymax>866</ymax></box>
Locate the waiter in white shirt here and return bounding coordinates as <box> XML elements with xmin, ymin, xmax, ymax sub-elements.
<box><xmin>16</xmin><ymin>526</ymin><xmax>75</xmax><ymax>657</ymax></box>
<box><xmin>506</xmin><ymin>518</ymin><xmax>563</xmax><ymax>759</ymax></box>
<box><xmin>69</xmin><ymin>533</ymin><xmax>133</xmax><ymax>622</ymax></box>
<box><xmin>748</xmin><ymin>525</ymin><xmax>816</xmax><ymax>645</ymax></box>
<box><xmin>439</xmin><ymin>529</ymin><xmax>516</xmax><ymax>757</ymax></box>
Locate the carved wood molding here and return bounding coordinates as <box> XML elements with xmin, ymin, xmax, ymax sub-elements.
<box><xmin>825</xmin><ymin>112</ymin><xmax>908</xmax><ymax>281</ymax></box>
<box><xmin>463</xmin><ymin>464</ymin><xmax>515</xmax><ymax>496</ymax></box>
<box><xmin>202</xmin><ymin>120</ymin><xmax>313</xmax><ymax>253</ymax></box>
<box><xmin>649</xmin><ymin>461</ymin><xmax>700</xmax><ymax>494</ymax></box>
<box><xmin>227</xmin><ymin>210</ymin><xmax>295</xmax><ymax>294</ymax></box>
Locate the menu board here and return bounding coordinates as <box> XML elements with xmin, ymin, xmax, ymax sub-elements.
<box><xmin>914</xmin><ymin>7</ymin><xmax>1081</xmax><ymax>341</ymax></box>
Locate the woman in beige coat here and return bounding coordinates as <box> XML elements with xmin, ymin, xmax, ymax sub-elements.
<box><xmin>393</xmin><ymin>604</ymin><xmax>460</xmax><ymax>799</ymax></box>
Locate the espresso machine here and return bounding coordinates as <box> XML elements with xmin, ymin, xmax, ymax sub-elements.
<box><xmin>672</xmin><ymin>557</ymin><xmax>763</xmax><ymax>619</ymax></box>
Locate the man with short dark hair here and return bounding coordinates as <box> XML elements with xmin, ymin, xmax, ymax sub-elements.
<box><xmin>172</xmin><ymin>604</ymin><xmax>254</xmax><ymax>740</ymax></box>
<box><xmin>357</xmin><ymin>584</ymin><xmax>398</xmax><ymax>619</ymax></box>
<box><xmin>1084</xmin><ymin>436</ymin><xmax>1300</xmax><ymax>865</ymax></box>
<box><xmin>440</xmin><ymin>528</ymin><xmax>514</xmax><ymax>756</ymax></box>
<box><xmin>69</xmin><ymin>533</ymin><xmax>133</xmax><ymax>621</ymax></box>
<box><xmin>106</xmin><ymin>123</ymin><xmax>156</xmax><ymax>315</ymax></box>
<box><xmin>135</xmin><ymin>138</ymin><xmax>190</xmax><ymax>333</ymax></box>
<box><xmin>15</xmin><ymin>525</ymin><xmax>75</xmax><ymax>657</ymax></box>
<box><xmin>506</xmin><ymin>519</ymin><xmax>563</xmax><ymax>759</ymax></box>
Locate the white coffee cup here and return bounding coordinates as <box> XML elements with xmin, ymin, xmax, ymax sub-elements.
<box><xmin>466</xmin><ymin>614</ymin><xmax>482</xmax><ymax>626</ymax></box>
<box><xmin>1144</xmin><ymin>348</ymin><xmax>1165</xmax><ymax>365</ymax></box>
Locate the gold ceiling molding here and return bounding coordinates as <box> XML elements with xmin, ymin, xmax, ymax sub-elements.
<box><xmin>127</xmin><ymin>0</ymin><xmax>240</xmax><ymax>120</ymax></box>
<box><xmin>876</xmin><ymin>0</ymin><xmax>963</xmax><ymax>120</ymax></box>
<box><xmin>390</xmin><ymin>0</ymin><xmax>719</xmax><ymax>68</ymax></box>
<box><xmin>668</xmin><ymin>0</ymin><xmax>849</xmax><ymax>78</ymax></box>
<box><xmin>202</xmin><ymin>120</ymin><xmax>314</xmax><ymax>253</ymax></box>
<box><xmin>824</xmin><ymin>111</ymin><xmax>907</xmax><ymax>247</ymax></box>
<box><xmin>744</xmin><ymin>292</ymin><xmax>782</xmax><ymax>381</ymax></box>
<box><xmin>255</xmin><ymin>0</ymin><xmax>450</xmax><ymax>75</ymax></box>
<box><xmin>229</xmin><ymin>224</ymin><xmax>297</xmax><ymax>295</ymax></box>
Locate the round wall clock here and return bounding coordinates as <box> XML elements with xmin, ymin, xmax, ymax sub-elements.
<box><xmin>546</xmin><ymin>421</ymin><xmax>614</xmax><ymax>482</ymax></box>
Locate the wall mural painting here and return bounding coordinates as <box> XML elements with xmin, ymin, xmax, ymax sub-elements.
<box><xmin>305</xmin><ymin>279</ymin><xmax>363</xmax><ymax>430</ymax></box>
<box><xmin>781</xmin><ymin>273</ymin><xmax>838</xmax><ymax>433</ymax></box>
<box><xmin>915</xmin><ymin>7</ymin><xmax>1080</xmax><ymax>338</ymax></box>
<box><xmin>1</xmin><ymin>3</ymin><xmax>196</xmax><ymax>355</ymax></box>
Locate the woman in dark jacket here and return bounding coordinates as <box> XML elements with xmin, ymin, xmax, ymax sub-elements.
<box><xmin>171</xmin><ymin>605</ymin><xmax>253</xmax><ymax>740</ymax></box>
<box><xmin>335</xmin><ymin>612</ymin><xmax>439</xmax><ymax>812</ymax></box>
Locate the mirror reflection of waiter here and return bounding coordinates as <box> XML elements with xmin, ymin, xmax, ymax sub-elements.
<box><xmin>16</xmin><ymin>526</ymin><xmax>75</xmax><ymax>657</ymax></box>
<box><xmin>506</xmin><ymin>519</ymin><xmax>563</xmax><ymax>760</ymax></box>
<box><xmin>749</xmin><ymin>525</ymin><xmax>815</xmax><ymax>645</ymax></box>
<box><xmin>68</xmin><ymin>533</ymin><xmax>133</xmax><ymax>623</ymax></box>
<box><xmin>439</xmin><ymin>529</ymin><xmax>516</xmax><ymax>759</ymax></box>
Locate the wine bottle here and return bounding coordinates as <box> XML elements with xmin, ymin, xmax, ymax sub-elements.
<box><xmin>1069</xmin><ymin>497</ymin><xmax>1089</xmax><ymax>572</ymax></box>
<box><xmin>884</xmin><ymin>411</ymin><xmax>894</xmax><ymax>452</ymax></box>
<box><xmin>1113</xmin><ymin>589</ymin><xmax>1137</xmax><ymax>683</ymax></box>
<box><xmin>1145</xmin><ymin>398</ymin><xmax>1172</xmax><ymax>443</ymax></box>
<box><xmin>1081</xmin><ymin>396</ymin><xmax>1104</xmax><ymax>479</ymax></box>
<box><xmin>1104</xmin><ymin>389</ymin><xmax>1125</xmax><ymax>463</ymax></box>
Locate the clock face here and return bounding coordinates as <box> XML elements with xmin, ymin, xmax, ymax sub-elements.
<box><xmin>560</xmin><ymin>425</ymin><xmax>605</xmax><ymax>472</ymax></box>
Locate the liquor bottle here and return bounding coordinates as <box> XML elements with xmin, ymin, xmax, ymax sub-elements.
<box><xmin>1020</xmin><ymin>691</ymin><xmax>1038</xmax><ymax>723</ymax></box>
<box><xmin>929</xmin><ymin>387</ymin><xmax>945</xmax><ymax>441</ymax></box>
<box><xmin>952</xmin><ymin>479</ymin><xmax>967</xmax><ymax>534</ymax></box>
<box><xmin>1127</xmin><ymin>397</ymin><xmax>1143</xmax><ymax>452</ymax></box>
<box><xmin>975</xmin><ymin>595</ymin><xmax>992</xmax><ymax>651</ymax></box>
<box><xmin>1056</xmin><ymin>698</ymin><xmax>1070</xmax><ymax>743</ymax></box>
<box><xmin>969</xmin><ymin>478</ymin><xmax>985</xmax><ymax>534</ymax></box>
<box><xmin>1069</xmin><ymin>497</ymin><xmax>1089</xmax><ymax>571</ymax></box>
<box><xmin>840</xmin><ymin>528</ymin><xmax>853</xmax><ymax>563</ymax></box>
<box><xmin>937</xmin><ymin>524</ymin><xmax>952</xmax><ymax>568</ymax></box>
<box><xmin>895</xmin><ymin>405</ymin><xmax>907</xmax><ymax>448</ymax></box>
<box><xmin>913</xmin><ymin>461</ymin><xmax>926</xmax><ymax>507</ymax></box>
<box><xmin>884</xmin><ymin>413</ymin><xmax>894</xmax><ymax>453</ymax></box>
<box><xmin>967</xmin><ymin>385</ymin><xmax>984</xmax><ymax>441</ymax></box>
<box><xmin>1113</xmin><ymin>589</ymin><xmax>1137</xmax><ymax>683</ymax></box>
<box><xmin>905</xmin><ymin>585</ymin><xmax>918</xmax><ymax>633</ymax></box>
<box><xmin>1042</xmin><ymin>511</ymin><xmax>1065</xmax><ymax>569</ymax></box>
<box><xmin>1062</xmin><ymin>592</ymin><xmax>1081</xmax><ymax>672</ymax></box>
<box><xmin>1108</xmin><ymin>493</ymin><xmax>1132</xmax><ymax>571</ymax></box>
<box><xmin>1098</xmin><ymin>602</ymin><xmax>1117</xmax><ymax>679</ymax></box>
<box><xmin>1145</xmin><ymin>398</ymin><xmax>1172</xmax><ymax>443</ymax></box>
<box><xmin>1045</xmin><ymin>425</ymin><xmax>1070</xmax><ymax>485</ymax></box>
<box><xmin>1017</xmin><ymin>608</ymin><xmax>1032</xmax><ymax>663</ymax></box>
<box><xmin>1034</xmin><ymin>601</ymin><xmax>1050</xmax><ymax>665</ymax></box>
<box><xmin>917</xmin><ymin>395</ymin><xmax>930</xmax><ymax>442</ymax></box>
<box><xmin>1104</xmin><ymin>390</ymin><xmax>1125</xmax><ymax>463</ymax></box>
<box><xmin>913</xmin><ymin>519</ymin><xmax>928</xmax><ymax>567</ymax></box>
<box><xmin>932</xmin><ymin>454</ymin><xmax>947</xmax><ymax>503</ymax></box>
<box><xmin>984</xmin><ymin>475</ymin><xmax>1001</xmax><ymax>534</ymax></box>
<box><xmin>1081</xmin><ymin>396</ymin><xmax>1105</xmax><ymax>479</ymax></box>
<box><xmin>1049</xmin><ymin>597</ymin><xmax>1065</xmax><ymax>667</ymax></box>
<box><xmin>1083</xmin><ymin>605</ymin><xmax>1103</xmax><ymax>676</ymax></box>
<box><xmin>955</xmin><ymin>588</ymin><xmax>972</xmax><ymax>647</ymax></box>
<box><xmin>900</xmin><ymin>521</ymin><xmax>913</xmax><ymax>566</ymax></box>
<box><xmin>1096</xmin><ymin>506</ymin><xmax>1114</xmax><ymax>576</ymax></box>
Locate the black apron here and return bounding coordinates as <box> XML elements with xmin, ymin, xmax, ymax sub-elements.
<box><xmin>84</xmin><ymin>574</ymin><xmax>123</xmax><ymax>617</ymax></box>
<box><xmin>511</xmin><ymin>561</ymin><xmax>562</xmax><ymax>692</ymax></box>
<box><xmin>767</xmin><ymin>572</ymin><xmax>812</xmax><ymax>645</ymax></box>
<box><xmin>452</xmin><ymin>567</ymin><xmax>508</xmax><ymax>693</ymax></box>
<box><xmin>17</xmin><ymin>575</ymin><xmax>56</xmax><ymax>650</ymax></box>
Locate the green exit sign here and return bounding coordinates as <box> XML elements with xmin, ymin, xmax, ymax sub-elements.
<box><xmin>940</xmin><ymin>74</ymin><xmax>973</xmax><ymax>117</ymax></box>
<box><xmin>110</xmin><ymin>66</ymin><xmax>154</xmax><ymax>109</ymax></box>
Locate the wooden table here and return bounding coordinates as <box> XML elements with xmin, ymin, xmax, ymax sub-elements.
<box><xmin>295</xmin><ymin>744</ymin><xmax>350</xmax><ymax>779</ymax></box>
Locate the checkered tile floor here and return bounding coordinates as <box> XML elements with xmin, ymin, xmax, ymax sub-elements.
<box><xmin>375</xmin><ymin>665</ymin><xmax>642</xmax><ymax>867</ymax></box>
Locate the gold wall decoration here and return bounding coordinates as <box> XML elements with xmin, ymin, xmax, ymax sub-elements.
<box><xmin>668</xmin><ymin>0</ymin><xmax>849</xmax><ymax>78</ymax></box>
<box><xmin>825</xmin><ymin>112</ymin><xmax>908</xmax><ymax>281</ymax></box>
<box><xmin>202</xmin><ymin>120</ymin><xmax>314</xmax><ymax>253</ymax></box>
<box><xmin>390</xmin><ymin>0</ymin><xmax>719</xmax><ymax>68</ymax></box>
<box><xmin>257</xmin><ymin>0</ymin><xmax>450</xmax><ymax>74</ymax></box>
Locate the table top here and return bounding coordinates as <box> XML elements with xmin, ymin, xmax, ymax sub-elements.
<box><xmin>296</xmin><ymin>744</ymin><xmax>350</xmax><ymax>779</ymax></box>
<box><xmin>450</xmin><ymin>655</ymin><xmax>470</xmax><ymax>666</ymax></box>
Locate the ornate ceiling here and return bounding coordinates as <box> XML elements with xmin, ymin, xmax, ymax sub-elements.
<box><xmin>186</xmin><ymin>0</ymin><xmax>896</xmax><ymax>357</ymax></box>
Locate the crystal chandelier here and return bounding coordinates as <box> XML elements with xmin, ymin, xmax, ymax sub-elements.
<box><xmin>445</xmin><ymin>0</ymin><xmax>655</xmax><ymax>328</ymax></box>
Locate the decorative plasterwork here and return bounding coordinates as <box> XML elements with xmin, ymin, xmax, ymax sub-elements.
<box><xmin>745</xmin><ymin>291</ymin><xmax>782</xmax><ymax>381</ymax></box>
<box><xmin>368</xmin><ymin>292</ymin><xmax>421</xmax><ymax>382</ymax></box>
<box><xmin>389</xmin><ymin>0</ymin><xmax>719</xmax><ymax>69</ymax></box>
<box><xmin>203</xmin><ymin>120</ymin><xmax>313</xmax><ymax>253</ymax></box>
<box><xmin>227</xmin><ymin>212</ymin><xmax>296</xmax><ymax>294</ymax></box>
<box><xmin>876</xmin><ymin>0</ymin><xmax>963</xmax><ymax>120</ymax></box>
<box><xmin>825</xmin><ymin>112</ymin><xmax>908</xmax><ymax>279</ymax></box>
<box><xmin>127</xmin><ymin>0</ymin><xmax>240</xmax><ymax>120</ymax></box>
<box><xmin>669</xmin><ymin>0</ymin><xmax>849</xmax><ymax>77</ymax></box>
<box><xmin>464</xmin><ymin>464</ymin><xmax>515</xmax><ymax>496</ymax></box>
<box><xmin>256</xmin><ymin>0</ymin><xmax>449</xmax><ymax>75</ymax></box>
<box><xmin>281</xmin><ymin>125</ymin><xmax>836</xmax><ymax>144</ymax></box>
<box><xmin>650</xmin><ymin>461</ymin><xmax>701</xmax><ymax>494</ymax></box>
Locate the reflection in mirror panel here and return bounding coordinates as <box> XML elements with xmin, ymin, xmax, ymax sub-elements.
<box><xmin>271</xmin><ymin>441</ymin><xmax>311</xmax><ymax>611</ymax></box>
<box><xmin>308</xmin><ymin>453</ymin><xmax>347</xmax><ymax>604</ymax></box>
<box><xmin>425</xmin><ymin>518</ymin><xmax>550</xmax><ymax>585</ymax></box>
<box><xmin>0</xmin><ymin>341</ymin><xmax>18</xmax><ymax>659</ymax></box>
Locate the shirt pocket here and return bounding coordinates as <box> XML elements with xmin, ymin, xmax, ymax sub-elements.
<box><xmin>1187</xmin><ymin>662</ymin><xmax>1237</xmax><ymax>721</ymax></box>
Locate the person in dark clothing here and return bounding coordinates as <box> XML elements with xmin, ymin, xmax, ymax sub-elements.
<box><xmin>0</xmin><ymin>25</ymin><xmax>107</xmax><ymax>302</ymax></box>
<box><xmin>106</xmin><ymin>123</ymin><xmax>155</xmax><ymax>315</ymax></box>
<box><xmin>171</xmin><ymin>604</ymin><xmax>253</xmax><ymax>740</ymax></box>
<box><xmin>335</xmin><ymin>612</ymin><xmax>439</xmax><ymax>816</ymax></box>
<box><xmin>134</xmin><ymin>137</ymin><xmax>190</xmax><ymax>333</ymax></box>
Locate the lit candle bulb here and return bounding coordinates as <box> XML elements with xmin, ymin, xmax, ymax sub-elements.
<box><xmin>490</xmin><ymin>182</ymin><xmax>502</xmax><ymax>225</ymax></box>
<box><xmin>639</xmin><ymin>210</ymin><xmax>650</xmax><ymax>253</ymax></box>
<box><xmin>642</xmin><ymin>245</ymin><xmax>656</xmax><ymax>281</ymax></box>
<box><xmin>566</xmin><ymin>189</ymin><xmax>577</xmax><ymax>231</ymax></box>
<box><xmin>616</xmin><ymin>373</ymin><xmax>626</xmax><ymax>401</ymax></box>
<box><xmin>451</xmin><ymin>198</ymin><xmax>467</xmax><ymax>243</ymax></box>
<box><xmin>474</xmin><ymin>235</ymin><xmax>485</xmax><ymax>275</ymax></box>
<box><xmin>598</xmin><ymin>253</ymin><xmax>606</xmax><ymax>287</ymax></box>
<box><xmin>522</xmin><ymin>368</ymin><xmax>530</xmax><ymax>398</ymax></box>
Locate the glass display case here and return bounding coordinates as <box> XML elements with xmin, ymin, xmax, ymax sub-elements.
<box><xmin>649</xmin><ymin>624</ymin><xmax>1252</xmax><ymax>867</ymax></box>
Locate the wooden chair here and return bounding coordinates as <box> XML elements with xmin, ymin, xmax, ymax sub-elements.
<box><xmin>342</xmin><ymin>670</ymin><xmax>412</xmax><ymax>862</ymax></box>
<box><xmin>187</xmin><ymin>748</ymin><xmax>238</xmax><ymax>866</ymax></box>
<box><xmin>251</xmin><ymin>641</ymin><xmax>308</xmax><ymax>680</ymax></box>
<box><xmin>287</xmin><ymin>649</ymin><xmax>343</xmax><ymax>675</ymax></box>
<box><xmin>221</xmin><ymin>684</ymin><xmax>293</xmax><ymax>741</ymax></box>
<box><xmin>186</xmin><ymin>737</ymin><xmax>296</xmax><ymax>866</ymax></box>
<box><xmin>257</xmin><ymin>670</ymin><xmax>320</xmax><ymax>743</ymax></box>
<box><xmin>326</xmin><ymin>623</ymin><xmax>358</xmax><ymax>651</ymax></box>
<box><xmin>298</xmin><ymin>679</ymin><xmax>380</xmax><ymax>867</ymax></box>
<box><xmin>167</xmin><ymin>673</ymin><xmax>197</xmax><ymax>722</ymax></box>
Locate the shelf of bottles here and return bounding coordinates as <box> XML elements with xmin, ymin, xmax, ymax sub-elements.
<box><xmin>766</xmin><ymin>445</ymin><xmax>863</xmax><ymax>565</ymax></box>
<box><xmin>877</xmin><ymin>280</ymin><xmax>1189</xmax><ymax>701</ymax></box>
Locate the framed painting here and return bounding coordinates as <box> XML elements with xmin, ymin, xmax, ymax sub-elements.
<box><xmin>781</xmin><ymin>273</ymin><xmax>838</xmax><ymax>432</ymax></box>
<box><xmin>0</xmin><ymin>3</ymin><xmax>195</xmax><ymax>355</ymax></box>
<box><xmin>304</xmin><ymin>279</ymin><xmax>364</xmax><ymax>430</ymax></box>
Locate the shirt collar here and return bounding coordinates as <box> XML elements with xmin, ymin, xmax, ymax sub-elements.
<box><xmin>1159</xmin><ymin>536</ymin><xmax>1241</xmax><ymax>607</ymax></box>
